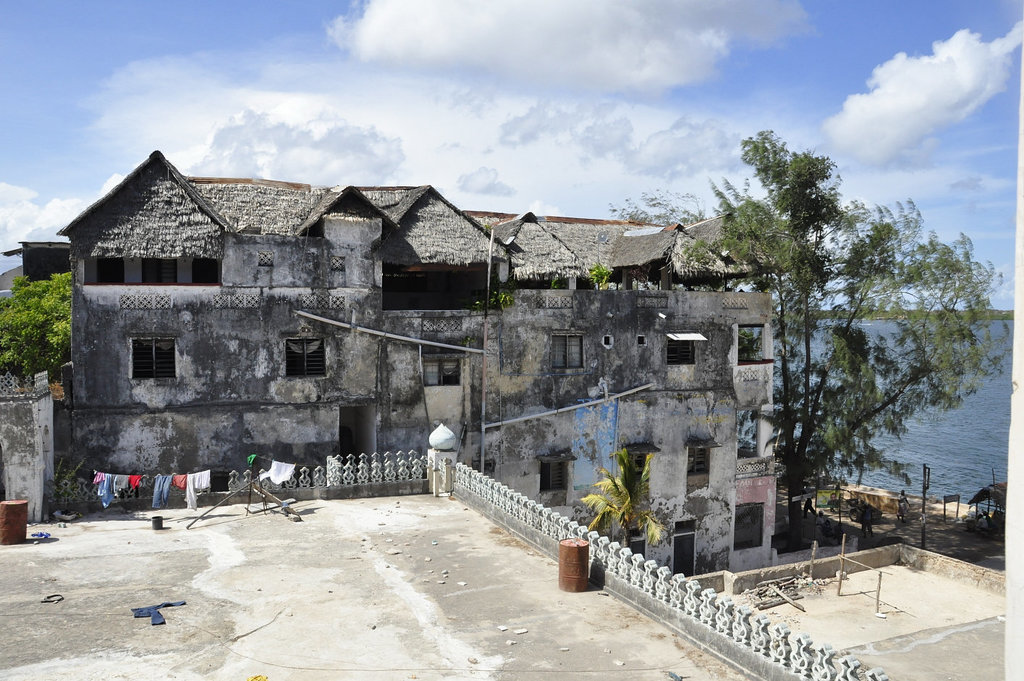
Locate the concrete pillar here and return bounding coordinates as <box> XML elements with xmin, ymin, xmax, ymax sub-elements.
<box><xmin>1007</xmin><ymin>43</ymin><xmax>1024</xmax><ymax>680</ymax></box>
<box><xmin>427</xmin><ymin>448</ymin><xmax>456</xmax><ymax>496</ymax></box>
<box><xmin>0</xmin><ymin>373</ymin><xmax>54</xmax><ymax>523</ymax></box>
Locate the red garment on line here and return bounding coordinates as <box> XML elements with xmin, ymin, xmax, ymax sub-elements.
<box><xmin>128</xmin><ymin>475</ymin><xmax>143</xmax><ymax>489</ymax></box>
<box><xmin>171</xmin><ymin>474</ymin><xmax>187</xmax><ymax>490</ymax></box>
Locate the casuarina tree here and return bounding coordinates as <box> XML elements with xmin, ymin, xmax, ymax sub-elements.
<box><xmin>0</xmin><ymin>272</ymin><xmax>72</xmax><ymax>381</ymax></box>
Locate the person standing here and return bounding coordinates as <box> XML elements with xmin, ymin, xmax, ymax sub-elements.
<box><xmin>897</xmin><ymin>490</ymin><xmax>909</xmax><ymax>523</ymax></box>
<box><xmin>861</xmin><ymin>504</ymin><xmax>874</xmax><ymax>537</ymax></box>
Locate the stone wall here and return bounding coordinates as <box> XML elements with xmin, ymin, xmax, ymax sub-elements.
<box><xmin>0</xmin><ymin>372</ymin><xmax>54</xmax><ymax>522</ymax></box>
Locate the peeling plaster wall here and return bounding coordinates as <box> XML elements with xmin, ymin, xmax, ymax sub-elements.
<box><xmin>0</xmin><ymin>390</ymin><xmax>54</xmax><ymax>522</ymax></box>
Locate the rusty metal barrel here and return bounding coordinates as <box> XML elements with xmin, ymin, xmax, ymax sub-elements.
<box><xmin>0</xmin><ymin>499</ymin><xmax>29</xmax><ymax>545</ymax></box>
<box><xmin>558</xmin><ymin>538</ymin><xmax>590</xmax><ymax>592</ymax></box>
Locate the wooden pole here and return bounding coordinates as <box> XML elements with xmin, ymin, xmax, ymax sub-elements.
<box><xmin>837</xmin><ymin>534</ymin><xmax>846</xmax><ymax>596</ymax></box>
<box><xmin>875</xmin><ymin>571</ymin><xmax>883</xmax><ymax>614</ymax></box>
<box><xmin>921</xmin><ymin>464</ymin><xmax>930</xmax><ymax>550</ymax></box>
<box><xmin>809</xmin><ymin>540</ymin><xmax>818</xmax><ymax>579</ymax></box>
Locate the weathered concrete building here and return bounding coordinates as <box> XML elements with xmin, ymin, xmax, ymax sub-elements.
<box><xmin>56</xmin><ymin>151</ymin><xmax>775</xmax><ymax>574</ymax></box>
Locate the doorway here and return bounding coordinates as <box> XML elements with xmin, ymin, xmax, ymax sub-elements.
<box><xmin>673</xmin><ymin>520</ymin><xmax>696</xmax><ymax>576</ymax></box>
<box><xmin>339</xmin><ymin>405</ymin><xmax>377</xmax><ymax>455</ymax></box>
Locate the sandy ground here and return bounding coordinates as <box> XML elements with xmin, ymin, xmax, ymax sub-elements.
<box><xmin>1</xmin><ymin>496</ymin><xmax>743</xmax><ymax>681</ymax></box>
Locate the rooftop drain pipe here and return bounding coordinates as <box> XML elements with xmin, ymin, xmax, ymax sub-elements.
<box><xmin>295</xmin><ymin>310</ymin><xmax>485</xmax><ymax>354</ymax></box>
<box><xmin>483</xmin><ymin>382</ymin><xmax>654</xmax><ymax>430</ymax></box>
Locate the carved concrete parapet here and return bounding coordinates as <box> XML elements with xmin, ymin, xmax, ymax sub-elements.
<box><xmin>732</xmin><ymin>604</ymin><xmax>753</xmax><ymax>644</ymax></box>
<box><xmin>698</xmin><ymin>588</ymin><xmax>717</xmax><ymax>626</ymax></box>
<box><xmin>605</xmin><ymin>542</ymin><xmax>622</xmax><ymax>574</ymax></box>
<box><xmin>312</xmin><ymin>465</ymin><xmax>326</xmax><ymax>487</ymax></box>
<box><xmin>789</xmin><ymin>632</ymin><xmax>814</xmax><ymax>678</ymax></box>
<box><xmin>556</xmin><ymin>516</ymin><xmax>572</xmax><ymax>540</ymax></box>
<box><xmin>588</xmin><ymin>532</ymin><xmax>604</xmax><ymax>560</ymax></box>
<box><xmin>572</xmin><ymin>523</ymin><xmax>588</xmax><ymax>540</ymax></box>
<box><xmin>668</xmin><ymin>574</ymin><xmax>687</xmax><ymax>610</ymax></box>
<box><xmin>835</xmin><ymin>656</ymin><xmax>861</xmax><ymax>681</ymax></box>
<box><xmin>617</xmin><ymin>547</ymin><xmax>634</xmax><ymax>580</ymax></box>
<box><xmin>714</xmin><ymin>595</ymin><xmax>734</xmax><ymax>635</ymax></box>
<box><xmin>227</xmin><ymin>470</ymin><xmax>241</xmax><ymax>492</ymax></box>
<box><xmin>566</xmin><ymin>520</ymin><xmax>581</xmax><ymax>539</ymax></box>
<box><xmin>750</xmin><ymin>614</ymin><xmax>772</xmax><ymax>657</ymax></box>
<box><xmin>811</xmin><ymin>644</ymin><xmax>838</xmax><ymax>681</ymax></box>
<box><xmin>683</xmin><ymin>580</ymin><xmax>702</xmax><ymax>619</ymax></box>
<box><xmin>526</xmin><ymin>500</ymin><xmax>540</xmax><ymax>529</ymax></box>
<box><xmin>769</xmin><ymin>622</ymin><xmax>792</xmax><ymax>666</ymax></box>
<box><xmin>864</xmin><ymin>669</ymin><xmax>889</xmax><ymax>681</ymax></box>
<box><xmin>640</xmin><ymin>559</ymin><xmax>657</xmax><ymax>593</ymax></box>
<box><xmin>655</xmin><ymin>566</ymin><xmax>672</xmax><ymax>603</ymax></box>
<box><xmin>629</xmin><ymin>554</ymin><xmax>647</xmax><ymax>588</ymax></box>
<box><xmin>298</xmin><ymin>466</ymin><xmax>312</xmax><ymax>487</ymax></box>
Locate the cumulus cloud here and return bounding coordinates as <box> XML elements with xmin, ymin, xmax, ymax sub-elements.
<box><xmin>457</xmin><ymin>167</ymin><xmax>515</xmax><ymax>196</ymax></box>
<box><xmin>192</xmin><ymin>110</ymin><xmax>405</xmax><ymax>185</ymax></box>
<box><xmin>823</xmin><ymin>23</ymin><xmax>1022</xmax><ymax>166</ymax></box>
<box><xmin>0</xmin><ymin>182</ymin><xmax>85</xmax><ymax>258</ymax></box>
<box><xmin>329</xmin><ymin>0</ymin><xmax>807</xmax><ymax>92</ymax></box>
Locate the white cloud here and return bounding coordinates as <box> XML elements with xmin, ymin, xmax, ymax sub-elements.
<box><xmin>823</xmin><ymin>23</ymin><xmax>1022</xmax><ymax>166</ymax></box>
<box><xmin>193</xmin><ymin>110</ymin><xmax>405</xmax><ymax>185</ymax></box>
<box><xmin>457</xmin><ymin>167</ymin><xmax>515</xmax><ymax>196</ymax></box>
<box><xmin>329</xmin><ymin>0</ymin><xmax>807</xmax><ymax>92</ymax></box>
<box><xmin>0</xmin><ymin>183</ymin><xmax>85</xmax><ymax>254</ymax></box>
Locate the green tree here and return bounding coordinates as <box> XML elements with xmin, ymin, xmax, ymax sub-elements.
<box><xmin>609</xmin><ymin>189</ymin><xmax>706</xmax><ymax>225</ymax></box>
<box><xmin>712</xmin><ymin>131</ymin><xmax>1002</xmax><ymax>549</ymax></box>
<box><xmin>0</xmin><ymin>272</ymin><xmax>72</xmax><ymax>381</ymax></box>
<box><xmin>582</xmin><ymin>448</ymin><xmax>665</xmax><ymax>547</ymax></box>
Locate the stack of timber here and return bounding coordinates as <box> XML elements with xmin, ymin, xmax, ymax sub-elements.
<box><xmin>748</xmin><ymin>577</ymin><xmax>806</xmax><ymax>611</ymax></box>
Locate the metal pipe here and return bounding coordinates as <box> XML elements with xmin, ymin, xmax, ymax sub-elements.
<box><xmin>484</xmin><ymin>383</ymin><xmax>654</xmax><ymax>429</ymax></box>
<box><xmin>295</xmin><ymin>310</ymin><xmax>485</xmax><ymax>354</ymax></box>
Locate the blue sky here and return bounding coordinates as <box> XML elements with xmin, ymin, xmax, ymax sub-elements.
<box><xmin>1</xmin><ymin>1</ymin><xmax>1020</xmax><ymax>307</ymax></box>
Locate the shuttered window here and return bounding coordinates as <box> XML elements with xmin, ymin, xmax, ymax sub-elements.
<box><xmin>132</xmin><ymin>338</ymin><xmax>176</xmax><ymax>379</ymax></box>
<box><xmin>734</xmin><ymin>503</ymin><xmax>764</xmax><ymax>550</ymax></box>
<box><xmin>423</xmin><ymin>359</ymin><xmax>460</xmax><ymax>386</ymax></box>
<box><xmin>286</xmin><ymin>338</ymin><xmax>326</xmax><ymax>376</ymax></box>
<box><xmin>552</xmin><ymin>334</ymin><xmax>583</xmax><ymax>369</ymax></box>
<box><xmin>540</xmin><ymin>461</ymin><xmax>568</xmax><ymax>490</ymax></box>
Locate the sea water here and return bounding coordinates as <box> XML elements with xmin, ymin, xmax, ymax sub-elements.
<box><xmin>854</xmin><ymin>320</ymin><xmax>1012</xmax><ymax>500</ymax></box>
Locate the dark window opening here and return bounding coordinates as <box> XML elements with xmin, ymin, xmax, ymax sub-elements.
<box><xmin>637</xmin><ymin>335</ymin><xmax>647</xmax><ymax>346</ymax></box>
<box><xmin>737</xmin><ymin>410</ymin><xmax>758</xmax><ymax>458</ymax></box>
<box><xmin>96</xmin><ymin>258</ymin><xmax>125</xmax><ymax>283</ymax></box>
<box><xmin>191</xmin><ymin>258</ymin><xmax>220</xmax><ymax>284</ymax></box>
<box><xmin>667</xmin><ymin>339</ymin><xmax>695</xmax><ymax>365</ymax></box>
<box><xmin>382</xmin><ymin>264</ymin><xmax>488</xmax><ymax>311</ymax></box>
<box><xmin>687</xmin><ymin>447</ymin><xmax>709</xmax><ymax>475</ymax></box>
<box><xmin>540</xmin><ymin>460</ymin><xmax>568</xmax><ymax>490</ymax></box>
<box><xmin>552</xmin><ymin>334</ymin><xmax>583</xmax><ymax>369</ymax></box>
<box><xmin>738</xmin><ymin>325</ymin><xmax>764</xmax><ymax>363</ymax></box>
<box><xmin>286</xmin><ymin>338</ymin><xmax>326</xmax><ymax>376</ymax></box>
<box><xmin>734</xmin><ymin>503</ymin><xmax>764</xmax><ymax>550</ymax></box>
<box><xmin>142</xmin><ymin>258</ymin><xmax>177</xmax><ymax>283</ymax></box>
<box><xmin>132</xmin><ymin>338</ymin><xmax>175</xmax><ymax>379</ymax></box>
<box><xmin>424</xmin><ymin>359</ymin><xmax>460</xmax><ymax>386</ymax></box>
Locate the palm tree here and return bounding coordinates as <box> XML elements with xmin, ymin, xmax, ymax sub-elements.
<box><xmin>582</xmin><ymin>448</ymin><xmax>665</xmax><ymax>549</ymax></box>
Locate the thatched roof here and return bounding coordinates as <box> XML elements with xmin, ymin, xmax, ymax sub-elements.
<box><xmin>189</xmin><ymin>178</ymin><xmax>329</xmax><ymax>235</ymax></box>
<box><xmin>491</xmin><ymin>213</ymin><xmax>585</xmax><ymax>280</ymax></box>
<box><xmin>296</xmin><ymin>186</ymin><xmax>399</xmax><ymax>235</ymax></box>
<box><xmin>363</xmin><ymin>186</ymin><xmax>495</xmax><ymax>267</ymax></box>
<box><xmin>60</xmin><ymin>151</ymin><xmax>230</xmax><ymax>259</ymax></box>
<box><xmin>671</xmin><ymin>215</ymin><xmax>751</xmax><ymax>279</ymax></box>
<box><xmin>608</xmin><ymin>225</ymin><xmax>675</xmax><ymax>269</ymax></box>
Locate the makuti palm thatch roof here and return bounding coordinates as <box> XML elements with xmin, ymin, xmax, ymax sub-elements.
<box><xmin>189</xmin><ymin>177</ymin><xmax>329</xmax><ymax>236</ymax></box>
<box><xmin>296</xmin><ymin>186</ymin><xmax>400</xmax><ymax>236</ymax></box>
<box><xmin>530</xmin><ymin>216</ymin><xmax>636</xmax><ymax>271</ymax></box>
<box><xmin>671</xmin><ymin>215</ymin><xmax>751</xmax><ymax>280</ymax></box>
<box><xmin>59</xmin><ymin>151</ymin><xmax>230</xmax><ymax>260</ymax></box>
<box><xmin>361</xmin><ymin>186</ymin><xmax>495</xmax><ymax>267</ymax></box>
<box><xmin>608</xmin><ymin>225</ymin><xmax>676</xmax><ymax>269</ymax></box>
<box><xmin>489</xmin><ymin>213</ymin><xmax>586</xmax><ymax>280</ymax></box>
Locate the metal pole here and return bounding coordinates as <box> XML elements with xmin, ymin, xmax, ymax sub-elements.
<box><xmin>921</xmin><ymin>463</ymin><xmax>930</xmax><ymax>550</ymax></box>
<box><xmin>875</xmin><ymin>572</ymin><xmax>883</xmax><ymax>614</ymax></box>
<box><xmin>809</xmin><ymin>539</ymin><xmax>818</xmax><ymax>580</ymax></box>
<box><xmin>480</xmin><ymin>225</ymin><xmax>496</xmax><ymax>473</ymax></box>
<box><xmin>837</xmin><ymin>534</ymin><xmax>846</xmax><ymax>596</ymax></box>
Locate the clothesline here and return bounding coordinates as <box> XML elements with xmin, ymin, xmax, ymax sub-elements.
<box><xmin>90</xmin><ymin>460</ymin><xmax>296</xmax><ymax>511</ymax></box>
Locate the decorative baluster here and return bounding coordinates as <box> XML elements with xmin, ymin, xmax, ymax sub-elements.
<box><xmin>383</xmin><ymin>452</ymin><xmax>396</xmax><ymax>481</ymax></box>
<box><xmin>669</xmin><ymin>574</ymin><xmax>688</xmax><ymax>610</ymax></box>
<box><xmin>714</xmin><ymin>595</ymin><xmax>734</xmax><ymax>635</ymax></box>
<box><xmin>789</xmin><ymin>632</ymin><xmax>814</xmax><ymax>678</ymax></box>
<box><xmin>396</xmin><ymin>452</ymin><xmax>409</xmax><ymax>480</ymax></box>
<box><xmin>750</xmin><ymin>614</ymin><xmax>772</xmax><ymax>657</ymax></box>
<box><xmin>370</xmin><ymin>453</ymin><xmax>383</xmax><ymax>482</ymax></box>
<box><xmin>698</xmin><ymin>588</ymin><xmax>718</xmax><ymax>626</ymax></box>
<box><xmin>312</xmin><ymin>465</ymin><xmax>326</xmax><ymax>487</ymax></box>
<box><xmin>629</xmin><ymin>554</ymin><xmax>646</xmax><ymax>588</ymax></box>
<box><xmin>617</xmin><ymin>548</ymin><xmax>634</xmax><ymax>580</ymax></box>
<box><xmin>357</xmin><ymin>453</ymin><xmax>370</xmax><ymax>483</ymax></box>
<box><xmin>655</xmin><ymin>566</ymin><xmax>672</xmax><ymax>603</ymax></box>
<box><xmin>864</xmin><ymin>668</ymin><xmax>889</xmax><ymax>681</ymax></box>
<box><xmin>811</xmin><ymin>643</ymin><xmax>838</xmax><ymax>681</ymax></box>
<box><xmin>732</xmin><ymin>605</ymin><xmax>753</xmax><ymax>645</ymax></box>
<box><xmin>769</xmin><ymin>623</ymin><xmax>792</xmax><ymax>667</ymax></box>
<box><xmin>605</xmin><ymin>542</ymin><xmax>622</xmax><ymax>576</ymax></box>
<box><xmin>835</xmin><ymin>657</ymin><xmax>861</xmax><ymax>681</ymax></box>
<box><xmin>683</xmin><ymin>580</ymin><xmax>702</xmax><ymax>619</ymax></box>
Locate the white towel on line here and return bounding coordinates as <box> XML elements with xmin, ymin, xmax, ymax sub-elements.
<box><xmin>186</xmin><ymin>469</ymin><xmax>211</xmax><ymax>510</ymax></box>
<box><xmin>259</xmin><ymin>460</ymin><xmax>296</xmax><ymax>485</ymax></box>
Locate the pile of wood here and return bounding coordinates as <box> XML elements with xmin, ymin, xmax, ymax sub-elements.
<box><xmin>748</xmin><ymin>577</ymin><xmax>806</xmax><ymax>611</ymax></box>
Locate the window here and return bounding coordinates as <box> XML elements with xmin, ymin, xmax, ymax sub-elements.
<box><xmin>258</xmin><ymin>251</ymin><xmax>275</xmax><ymax>267</ymax></box>
<box><xmin>737</xmin><ymin>410</ymin><xmax>758</xmax><ymax>458</ymax></box>
<box><xmin>552</xmin><ymin>334</ymin><xmax>583</xmax><ymax>369</ymax></box>
<box><xmin>142</xmin><ymin>258</ymin><xmax>177</xmax><ymax>283</ymax></box>
<box><xmin>286</xmin><ymin>338</ymin><xmax>325</xmax><ymax>376</ymax></box>
<box><xmin>628</xmin><ymin>530</ymin><xmax>646</xmax><ymax>557</ymax></box>
<box><xmin>666</xmin><ymin>332</ymin><xmax>705</xmax><ymax>365</ymax></box>
<box><xmin>673</xmin><ymin>521</ymin><xmax>696</xmax><ymax>575</ymax></box>
<box><xmin>424</xmin><ymin>358</ymin><xmax>460</xmax><ymax>386</ymax></box>
<box><xmin>637</xmin><ymin>335</ymin><xmax>647</xmax><ymax>347</ymax></box>
<box><xmin>540</xmin><ymin>460</ymin><xmax>568</xmax><ymax>490</ymax></box>
<box><xmin>132</xmin><ymin>338</ymin><xmax>175</xmax><ymax>379</ymax></box>
<box><xmin>687</xmin><ymin>447</ymin><xmax>709</xmax><ymax>475</ymax></box>
<box><xmin>96</xmin><ymin>258</ymin><xmax>125</xmax><ymax>283</ymax></box>
<box><xmin>734</xmin><ymin>503</ymin><xmax>764</xmax><ymax>550</ymax></box>
<box><xmin>191</xmin><ymin>258</ymin><xmax>220</xmax><ymax>284</ymax></box>
<box><xmin>738</xmin><ymin>325</ymin><xmax>764</xmax><ymax>363</ymax></box>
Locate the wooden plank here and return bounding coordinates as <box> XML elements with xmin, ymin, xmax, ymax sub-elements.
<box><xmin>769</xmin><ymin>584</ymin><xmax>806</xmax><ymax>612</ymax></box>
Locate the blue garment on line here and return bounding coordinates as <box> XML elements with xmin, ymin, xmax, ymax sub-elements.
<box><xmin>131</xmin><ymin>600</ymin><xmax>186</xmax><ymax>625</ymax></box>
<box><xmin>152</xmin><ymin>474</ymin><xmax>172</xmax><ymax>509</ymax></box>
<box><xmin>98</xmin><ymin>475</ymin><xmax>114</xmax><ymax>508</ymax></box>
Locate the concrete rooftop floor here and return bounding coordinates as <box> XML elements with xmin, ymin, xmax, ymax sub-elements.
<box><xmin>1</xmin><ymin>495</ymin><xmax>743</xmax><ymax>681</ymax></box>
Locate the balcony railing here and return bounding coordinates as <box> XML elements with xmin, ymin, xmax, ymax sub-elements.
<box><xmin>736</xmin><ymin>455</ymin><xmax>775</xmax><ymax>479</ymax></box>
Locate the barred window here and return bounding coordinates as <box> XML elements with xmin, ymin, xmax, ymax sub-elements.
<box><xmin>734</xmin><ymin>503</ymin><xmax>764</xmax><ymax>550</ymax></box>
<box><xmin>286</xmin><ymin>338</ymin><xmax>325</xmax><ymax>376</ymax></box>
<box><xmin>552</xmin><ymin>334</ymin><xmax>583</xmax><ymax>369</ymax></box>
<box><xmin>142</xmin><ymin>258</ymin><xmax>178</xmax><ymax>283</ymax></box>
<box><xmin>687</xmin><ymin>447</ymin><xmax>709</xmax><ymax>475</ymax></box>
<box><xmin>132</xmin><ymin>338</ymin><xmax>176</xmax><ymax>379</ymax></box>
<box><xmin>540</xmin><ymin>460</ymin><xmax>568</xmax><ymax>490</ymax></box>
<box><xmin>667</xmin><ymin>339</ymin><xmax>695</xmax><ymax>365</ymax></box>
<box><xmin>424</xmin><ymin>359</ymin><xmax>460</xmax><ymax>386</ymax></box>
